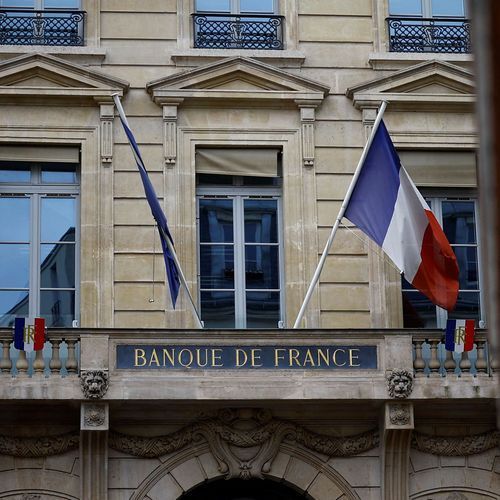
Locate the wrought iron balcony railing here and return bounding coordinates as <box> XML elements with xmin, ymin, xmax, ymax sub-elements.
<box><xmin>387</xmin><ymin>16</ymin><xmax>471</xmax><ymax>53</ymax></box>
<box><xmin>0</xmin><ymin>9</ymin><xmax>85</xmax><ymax>46</ymax></box>
<box><xmin>192</xmin><ymin>13</ymin><xmax>284</xmax><ymax>50</ymax></box>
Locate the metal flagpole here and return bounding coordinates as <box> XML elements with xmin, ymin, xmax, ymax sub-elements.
<box><xmin>112</xmin><ymin>94</ymin><xmax>204</xmax><ymax>329</ymax></box>
<box><xmin>293</xmin><ymin>100</ymin><xmax>388</xmax><ymax>329</ymax></box>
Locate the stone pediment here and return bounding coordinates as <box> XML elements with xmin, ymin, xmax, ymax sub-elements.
<box><xmin>346</xmin><ymin>60</ymin><xmax>475</xmax><ymax>111</ymax></box>
<box><xmin>147</xmin><ymin>56</ymin><xmax>329</xmax><ymax>105</ymax></box>
<box><xmin>0</xmin><ymin>53</ymin><xmax>129</xmax><ymax>102</ymax></box>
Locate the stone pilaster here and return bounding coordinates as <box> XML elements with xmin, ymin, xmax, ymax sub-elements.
<box><xmin>381</xmin><ymin>401</ymin><xmax>414</xmax><ymax>500</ymax></box>
<box><xmin>99</xmin><ymin>103</ymin><xmax>114</xmax><ymax>166</ymax></box>
<box><xmin>162</xmin><ymin>99</ymin><xmax>183</xmax><ymax>167</ymax></box>
<box><xmin>80</xmin><ymin>402</ymin><xmax>109</xmax><ymax>500</ymax></box>
<box><xmin>295</xmin><ymin>100</ymin><xmax>320</xmax><ymax>167</ymax></box>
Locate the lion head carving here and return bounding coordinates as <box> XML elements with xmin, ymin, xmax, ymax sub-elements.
<box><xmin>80</xmin><ymin>370</ymin><xmax>109</xmax><ymax>399</ymax></box>
<box><xmin>387</xmin><ymin>368</ymin><xmax>413</xmax><ymax>399</ymax></box>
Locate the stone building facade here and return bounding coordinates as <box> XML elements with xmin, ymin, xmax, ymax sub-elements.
<box><xmin>0</xmin><ymin>1</ymin><xmax>497</xmax><ymax>499</ymax></box>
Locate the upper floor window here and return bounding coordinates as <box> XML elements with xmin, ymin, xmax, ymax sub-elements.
<box><xmin>387</xmin><ymin>0</ymin><xmax>470</xmax><ymax>53</ymax></box>
<box><xmin>0</xmin><ymin>147</ymin><xmax>79</xmax><ymax>328</ymax></box>
<box><xmin>193</xmin><ymin>0</ymin><xmax>284</xmax><ymax>50</ymax></box>
<box><xmin>0</xmin><ymin>0</ymin><xmax>84</xmax><ymax>46</ymax></box>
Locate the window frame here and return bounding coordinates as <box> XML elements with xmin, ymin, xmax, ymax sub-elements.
<box><xmin>196</xmin><ymin>181</ymin><xmax>284</xmax><ymax>329</ymax></box>
<box><xmin>194</xmin><ymin>0</ymin><xmax>278</xmax><ymax>14</ymax></box>
<box><xmin>0</xmin><ymin>161</ymin><xmax>80</xmax><ymax>327</ymax></box>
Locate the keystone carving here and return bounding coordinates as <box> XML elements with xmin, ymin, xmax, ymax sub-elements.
<box><xmin>0</xmin><ymin>432</ymin><xmax>79</xmax><ymax>458</ymax></box>
<box><xmin>80</xmin><ymin>370</ymin><xmax>109</xmax><ymax>399</ymax></box>
<box><xmin>387</xmin><ymin>368</ymin><xmax>414</xmax><ymax>399</ymax></box>
<box><xmin>108</xmin><ymin>409</ymin><xmax>379</xmax><ymax>479</ymax></box>
<box><xmin>389</xmin><ymin>404</ymin><xmax>411</xmax><ymax>426</ymax></box>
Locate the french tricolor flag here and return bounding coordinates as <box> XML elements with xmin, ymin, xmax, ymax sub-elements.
<box><xmin>344</xmin><ymin>121</ymin><xmax>459</xmax><ymax>310</ymax></box>
<box><xmin>13</xmin><ymin>317</ymin><xmax>45</xmax><ymax>352</ymax></box>
<box><xmin>445</xmin><ymin>319</ymin><xmax>475</xmax><ymax>353</ymax></box>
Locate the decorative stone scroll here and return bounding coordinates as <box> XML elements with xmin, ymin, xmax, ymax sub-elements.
<box><xmin>387</xmin><ymin>368</ymin><xmax>414</xmax><ymax>399</ymax></box>
<box><xmin>0</xmin><ymin>432</ymin><xmax>79</xmax><ymax>458</ymax></box>
<box><xmin>108</xmin><ymin>408</ymin><xmax>379</xmax><ymax>479</ymax></box>
<box><xmin>100</xmin><ymin>103</ymin><xmax>114</xmax><ymax>165</ymax></box>
<box><xmin>80</xmin><ymin>369</ymin><xmax>109</xmax><ymax>399</ymax></box>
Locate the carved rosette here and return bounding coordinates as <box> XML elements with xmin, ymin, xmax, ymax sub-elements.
<box><xmin>80</xmin><ymin>370</ymin><xmax>109</xmax><ymax>399</ymax></box>
<box><xmin>389</xmin><ymin>404</ymin><xmax>411</xmax><ymax>426</ymax></box>
<box><xmin>387</xmin><ymin>368</ymin><xmax>414</xmax><ymax>399</ymax></box>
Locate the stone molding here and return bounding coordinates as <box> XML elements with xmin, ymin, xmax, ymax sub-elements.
<box><xmin>387</xmin><ymin>368</ymin><xmax>414</xmax><ymax>399</ymax></box>
<box><xmin>108</xmin><ymin>409</ymin><xmax>379</xmax><ymax>479</ymax></box>
<box><xmin>412</xmin><ymin>429</ymin><xmax>500</xmax><ymax>456</ymax></box>
<box><xmin>0</xmin><ymin>432</ymin><xmax>79</xmax><ymax>458</ymax></box>
<box><xmin>80</xmin><ymin>369</ymin><xmax>109</xmax><ymax>399</ymax></box>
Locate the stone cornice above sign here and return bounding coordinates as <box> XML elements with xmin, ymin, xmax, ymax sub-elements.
<box><xmin>346</xmin><ymin>60</ymin><xmax>475</xmax><ymax>112</ymax></box>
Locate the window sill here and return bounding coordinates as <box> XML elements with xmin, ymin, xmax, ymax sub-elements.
<box><xmin>369</xmin><ymin>51</ymin><xmax>473</xmax><ymax>70</ymax></box>
<box><xmin>171</xmin><ymin>48</ymin><xmax>305</xmax><ymax>68</ymax></box>
<box><xmin>0</xmin><ymin>45</ymin><xmax>106</xmax><ymax>64</ymax></box>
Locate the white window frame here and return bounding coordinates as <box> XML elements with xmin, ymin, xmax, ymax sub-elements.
<box><xmin>0</xmin><ymin>163</ymin><xmax>80</xmax><ymax>327</ymax></box>
<box><xmin>0</xmin><ymin>1</ymin><xmax>80</xmax><ymax>9</ymax></box>
<box><xmin>195</xmin><ymin>0</ymin><xmax>277</xmax><ymax>14</ymax></box>
<box><xmin>197</xmin><ymin>183</ymin><xmax>284</xmax><ymax>329</ymax></box>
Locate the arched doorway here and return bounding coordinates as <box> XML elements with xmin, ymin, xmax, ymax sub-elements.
<box><xmin>179</xmin><ymin>478</ymin><xmax>311</xmax><ymax>500</ymax></box>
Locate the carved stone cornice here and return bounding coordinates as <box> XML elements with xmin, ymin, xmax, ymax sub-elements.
<box><xmin>108</xmin><ymin>409</ymin><xmax>379</xmax><ymax>479</ymax></box>
<box><xmin>0</xmin><ymin>432</ymin><xmax>79</xmax><ymax>458</ymax></box>
<box><xmin>412</xmin><ymin>430</ymin><xmax>500</xmax><ymax>456</ymax></box>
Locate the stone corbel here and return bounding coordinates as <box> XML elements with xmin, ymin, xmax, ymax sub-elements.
<box><xmin>161</xmin><ymin>98</ymin><xmax>183</xmax><ymax>167</ymax></box>
<box><xmin>361</xmin><ymin>107</ymin><xmax>378</xmax><ymax>139</ymax></box>
<box><xmin>99</xmin><ymin>102</ymin><xmax>114</xmax><ymax>166</ymax></box>
<box><xmin>295</xmin><ymin>99</ymin><xmax>320</xmax><ymax>167</ymax></box>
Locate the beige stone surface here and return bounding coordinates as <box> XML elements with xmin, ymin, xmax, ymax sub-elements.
<box><xmin>115</xmin><ymin>282</ymin><xmax>166</xmax><ymax>310</ymax></box>
<box><xmin>147</xmin><ymin>472</ymin><xmax>184</xmax><ymax>500</ymax></box>
<box><xmin>307</xmin><ymin>472</ymin><xmax>345</xmax><ymax>499</ymax></box>
<box><xmin>101</xmin><ymin>0</ymin><xmax>176</xmax><ymax>11</ymax></box>
<box><xmin>101</xmin><ymin>13</ymin><xmax>176</xmax><ymax>40</ymax></box>
<box><xmin>284</xmin><ymin>456</ymin><xmax>319</xmax><ymax>491</ymax></box>
<box><xmin>301</xmin><ymin>42</ymin><xmax>372</xmax><ymax>68</ymax></box>
<box><xmin>316</xmin><ymin>174</ymin><xmax>352</xmax><ymax>200</ymax></box>
<box><xmin>108</xmin><ymin>457</ymin><xmax>160</xmax><ymax>489</ymax></box>
<box><xmin>169</xmin><ymin>457</ymin><xmax>206</xmax><ymax>491</ymax></box>
<box><xmin>299</xmin><ymin>17</ymin><xmax>373</xmax><ymax>43</ymax></box>
<box><xmin>328</xmin><ymin>457</ymin><xmax>380</xmax><ymax>487</ymax></box>
<box><xmin>321</xmin><ymin>255</ymin><xmax>369</xmax><ymax>283</ymax></box>
<box><xmin>114</xmin><ymin>171</ymin><xmax>164</xmax><ymax>197</ymax></box>
<box><xmin>299</xmin><ymin>0</ymin><xmax>372</xmax><ymax>16</ymax></box>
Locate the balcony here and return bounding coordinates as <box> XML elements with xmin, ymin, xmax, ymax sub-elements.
<box><xmin>387</xmin><ymin>17</ymin><xmax>471</xmax><ymax>53</ymax></box>
<box><xmin>0</xmin><ymin>9</ymin><xmax>85</xmax><ymax>46</ymax></box>
<box><xmin>192</xmin><ymin>13</ymin><xmax>284</xmax><ymax>50</ymax></box>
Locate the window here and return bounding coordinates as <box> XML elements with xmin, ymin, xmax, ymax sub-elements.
<box><xmin>0</xmin><ymin>151</ymin><xmax>79</xmax><ymax>327</ymax></box>
<box><xmin>197</xmin><ymin>174</ymin><xmax>283</xmax><ymax>328</ymax></box>
<box><xmin>0</xmin><ymin>0</ymin><xmax>84</xmax><ymax>46</ymax></box>
<box><xmin>193</xmin><ymin>0</ymin><xmax>284</xmax><ymax>50</ymax></box>
<box><xmin>387</xmin><ymin>0</ymin><xmax>470</xmax><ymax>53</ymax></box>
<box><xmin>402</xmin><ymin>197</ymin><xmax>481</xmax><ymax>328</ymax></box>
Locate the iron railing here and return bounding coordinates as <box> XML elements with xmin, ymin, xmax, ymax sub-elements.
<box><xmin>387</xmin><ymin>17</ymin><xmax>471</xmax><ymax>53</ymax></box>
<box><xmin>192</xmin><ymin>13</ymin><xmax>284</xmax><ymax>50</ymax></box>
<box><xmin>0</xmin><ymin>9</ymin><xmax>85</xmax><ymax>46</ymax></box>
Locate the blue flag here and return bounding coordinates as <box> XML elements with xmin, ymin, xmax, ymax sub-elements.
<box><xmin>114</xmin><ymin>100</ymin><xmax>180</xmax><ymax>308</ymax></box>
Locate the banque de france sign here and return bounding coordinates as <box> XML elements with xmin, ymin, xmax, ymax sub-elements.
<box><xmin>116</xmin><ymin>344</ymin><xmax>378</xmax><ymax>370</ymax></box>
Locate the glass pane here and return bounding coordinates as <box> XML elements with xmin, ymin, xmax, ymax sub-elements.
<box><xmin>0</xmin><ymin>290</ymin><xmax>29</xmax><ymax>327</ymax></box>
<box><xmin>196</xmin><ymin>0</ymin><xmax>230</xmax><ymax>12</ymax></box>
<box><xmin>448</xmin><ymin>291</ymin><xmax>480</xmax><ymax>321</ymax></box>
<box><xmin>201</xmin><ymin>290</ymin><xmax>235</xmax><ymax>328</ymax></box>
<box><xmin>402</xmin><ymin>290</ymin><xmax>437</xmax><ymax>328</ymax></box>
<box><xmin>40</xmin><ymin>290</ymin><xmax>75</xmax><ymax>327</ymax></box>
<box><xmin>0</xmin><ymin>0</ymin><xmax>34</xmax><ymax>7</ymax></box>
<box><xmin>242</xmin><ymin>176</ymin><xmax>281</xmax><ymax>187</ymax></box>
<box><xmin>245</xmin><ymin>245</ymin><xmax>279</xmax><ymax>289</ymax></box>
<box><xmin>246</xmin><ymin>291</ymin><xmax>280</xmax><ymax>328</ymax></box>
<box><xmin>41</xmin><ymin>163</ymin><xmax>77</xmax><ymax>184</ymax></box>
<box><xmin>389</xmin><ymin>0</ymin><xmax>422</xmax><ymax>16</ymax></box>
<box><xmin>41</xmin><ymin>197</ymin><xmax>76</xmax><ymax>242</ymax></box>
<box><xmin>0</xmin><ymin>197</ymin><xmax>30</xmax><ymax>242</ymax></box>
<box><xmin>432</xmin><ymin>0</ymin><xmax>464</xmax><ymax>17</ymax></box>
<box><xmin>199</xmin><ymin>245</ymin><xmax>234</xmax><ymax>289</ymax></box>
<box><xmin>197</xmin><ymin>174</ymin><xmax>233</xmax><ymax>186</ymax></box>
<box><xmin>454</xmin><ymin>246</ymin><xmax>478</xmax><ymax>290</ymax></box>
<box><xmin>44</xmin><ymin>0</ymin><xmax>79</xmax><ymax>8</ymax></box>
<box><xmin>0</xmin><ymin>164</ymin><xmax>30</xmax><ymax>183</ymax></box>
<box><xmin>244</xmin><ymin>199</ymin><xmax>277</xmax><ymax>243</ymax></box>
<box><xmin>442</xmin><ymin>201</ymin><xmax>476</xmax><ymax>244</ymax></box>
<box><xmin>0</xmin><ymin>244</ymin><xmax>29</xmax><ymax>287</ymax></box>
<box><xmin>199</xmin><ymin>199</ymin><xmax>233</xmax><ymax>243</ymax></box>
<box><xmin>40</xmin><ymin>243</ymin><xmax>75</xmax><ymax>288</ymax></box>
<box><xmin>240</xmin><ymin>0</ymin><xmax>274</xmax><ymax>13</ymax></box>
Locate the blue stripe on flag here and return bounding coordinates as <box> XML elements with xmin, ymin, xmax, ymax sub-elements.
<box><xmin>118</xmin><ymin>116</ymin><xmax>180</xmax><ymax>308</ymax></box>
<box><xmin>14</xmin><ymin>317</ymin><xmax>24</xmax><ymax>350</ymax></box>
<box><xmin>445</xmin><ymin>319</ymin><xmax>456</xmax><ymax>351</ymax></box>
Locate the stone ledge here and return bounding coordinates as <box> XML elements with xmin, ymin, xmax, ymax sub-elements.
<box><xmin>0</xmin><ymin>45</ymin><xmax>107</xmax><ymax>64</ymax></box>
<box><xmin>368</xmin><ymin>51</ymin><xmax>474</xmax><ymax>70</ymax></box>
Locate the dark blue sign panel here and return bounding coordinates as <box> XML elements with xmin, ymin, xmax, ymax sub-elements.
<box><xmin>116</xmin><ymin>345</ymin><xmax>377</xmax><ymax>370</ymax></box>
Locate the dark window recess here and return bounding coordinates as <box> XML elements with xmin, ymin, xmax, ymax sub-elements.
<box><xmin>0</xmin><ymin>9</ymin><xmax>85</xmax><ymax>46</ymax></box>
<box><xmin>192</xmin><ymin>13</ymin><xmax>284</xmax><ymax>50</ymax></box>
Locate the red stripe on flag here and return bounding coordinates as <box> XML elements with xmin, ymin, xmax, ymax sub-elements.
<box><xmin>464</xmin><ymin>319</ymin><xmax>475</xmax><ymax>352</ymax></box>
<box><xmin>34</xmin><ymin>317</ymin><xmax>45</xmax><ymax>351</ymax></box>
<box><xmin>411</xmin><ymin>210</ymin><xmax>459</xmax><ymax>311</ymax></box>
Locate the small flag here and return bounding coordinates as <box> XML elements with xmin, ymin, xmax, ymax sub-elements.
<box><xmin>445</xmin><ymin>319</ymin><xmax>475</xmax><ymax>353</ymax></box>
<box><xmin>344</xmin><ymin>121</ymin><xmax>459</xmax><ymax>311</ymax></box>
<box><xmin>13</xmin><ymin>317</ymin><xmax>45</xmax><ymax>352</ymax></box>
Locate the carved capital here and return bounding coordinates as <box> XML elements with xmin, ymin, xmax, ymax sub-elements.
<box><xmin>80</xmin><ymin>369</ymin><xmax>109</xmax><ymax>399</ymax></box>
<box><xmin>99</xmin><ymin>103</ymin><xmax>114</xmax><ymax>166</ymax></box>
<box><xmin>387</xmin><ymin>368</ymin><xmax>414</xmax><ymax>399</ymax></box>
<box><xmin>81</xmin><ymin>402</ymin><xmax>109</xmax><ymax>431</ymax></box>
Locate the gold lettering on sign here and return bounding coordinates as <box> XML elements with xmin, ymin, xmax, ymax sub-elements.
<box><xmin>349</xmin><ymin>349</ymin><xmax>361</xmax><ymax>367</ymax></box>
<box><xmin>236</xmin><ymin>349</ymin><xmax>248</xmax><ymax>367</ymax></box>
<box><xmin>134</xmin><ymin>349</ymin><xmax>147</xmax><ymax>367</ymax></box>
<box><xmin>212</xmin><ymin>349</ymin><xmax>223</xmax><ymax>367</ymax></box>
<box><xmin>149</xmin><ymin>348</ymin><xmax>160</xmax><ymax>366</ymax></box>
<box><xmin>196</xmin><ymin>348</ymin><xmax>209</xmax><ymax>368</ymax></box>
<box><xmin>163</xmin><ymin>348</ymin><xmax>175</xmax><ymax>367</ymax></box>
<box><xmin>317</xmin><ymin>348</ymin><xmax>330</xmax><ymax>367</ymax></box>
<box><xmin>332</xmin><ymin>349</ymin><xmax>346</xmax><ymax>367</ymax></box>
<box><xmin>178</xmin><ymin>349</ymin><xmax>194</xmax><ymax>368</ymax></box>
<box><xmin>274</xmin><ymin>348</ymin><xmax>286</xmax><ymax>367</ymax></box>
<box><xmin>303</xmin><ymin>349</ymin><xmax>315</xmax><ymax>367</ymax></box>
<box><xmin>251</xmin><ymin>349</ymin><xmax>262</xmax><ymax>367</ymax></box>
<box><xmin>289</xmin><ymin>349</ymin><xmax>302</xmax><ymax>367</ymax></box>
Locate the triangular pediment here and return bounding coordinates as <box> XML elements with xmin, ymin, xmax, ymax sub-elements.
<box><xmin>346</xmin><ymin>60</ymin><xmax>475</xmax><ymax>111</ymax></box>
<box><xmin>147</xmin><ymin>56</ymin><xmax>329</xmax><ymax>105</ymax></box>
<box><xmin>0</xmin><ymin>53</ymin><xmax>129</xmax><ymax>102</ymax></box>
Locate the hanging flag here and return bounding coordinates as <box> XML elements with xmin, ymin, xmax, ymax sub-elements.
<box><xmin>13</xmin><ymin>317</ymin><xmax>45</xmax><ymax>352</ymax></box>
<box><xmin>445</xmin><ymin>319</ymin><xmax>475</xmax><ymax>352</ymax></box>
<box><xmin>344</xmin><ymin>121</ymin><xmax>459</xmax><ymax>311</ymax></box>
<box><xmin>112</xmin><ymin>97</ymin><xmax>180</xmax><ymax>308</ymax></box>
